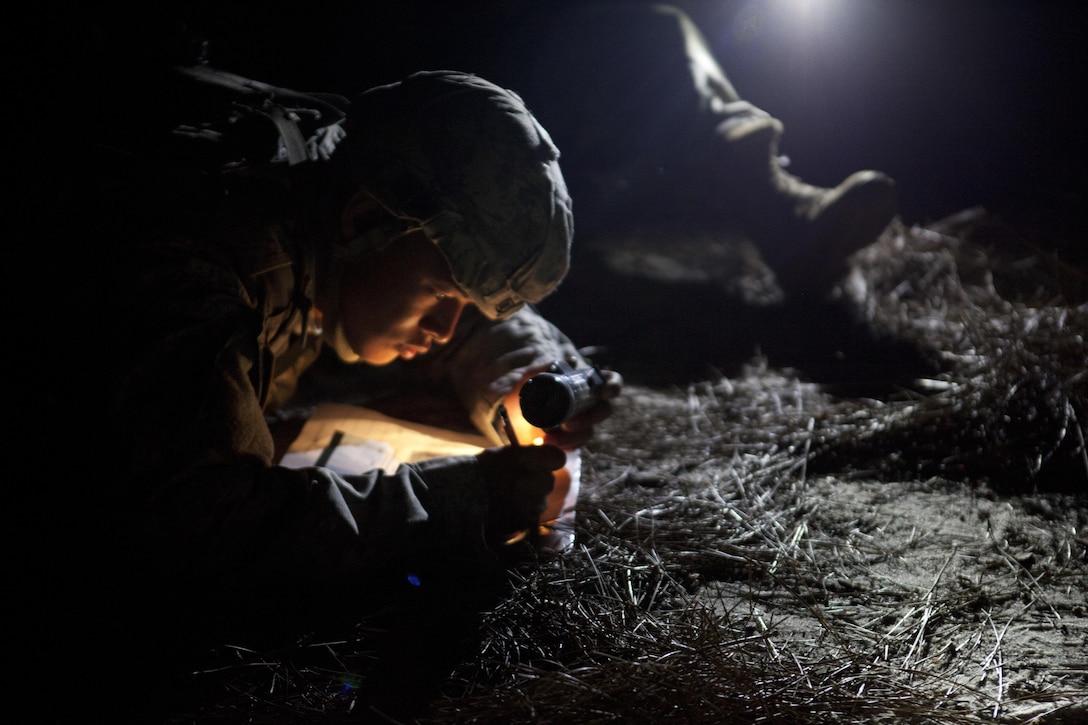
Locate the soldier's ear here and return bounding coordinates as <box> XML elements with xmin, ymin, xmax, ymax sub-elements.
<box><xmin>340</xmin><ymin>189</ymin><xmax>380</xmax><ymax>240</ymax></box>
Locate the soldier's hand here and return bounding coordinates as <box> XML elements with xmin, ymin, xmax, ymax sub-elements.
<box><xmin>476</xmin><ymin>444</ymin><xmax>565</xmax><ymax>546</ymax></box>
<box><xmin>501</xmin><ymin>367</ymin><xmax>624</xmax><ymax>451</ymax></box>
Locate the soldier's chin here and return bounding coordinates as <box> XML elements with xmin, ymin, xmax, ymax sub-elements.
<box><xmin>359</xmin><ymin>345</ymin><xmax>401</xmax><ymax>367</ymax></box>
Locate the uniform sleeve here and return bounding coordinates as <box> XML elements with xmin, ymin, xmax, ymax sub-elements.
<box><xmin>415</xmin><ymin>305</ymin><xmax>588</xmax><ymax>443</ymax></box>
<box><xmin>143</xmin><ymin>452</ymin><xmax>493</xmax><ymax>588</ymax></box>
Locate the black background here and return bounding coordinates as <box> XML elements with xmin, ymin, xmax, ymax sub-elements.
<box><xmin>139</xmin><ymin>0</ymin><xmax>1088</xmax><ymax>241</ymax></box>
<box><xmin>21</xmin><ymin>0</ymin><xmax>1087</xmax><ymax>245</ymax></box>
<box><xmin>19</xmin><ymin>0</ymin><xmax>1086</xmax><ymax>386</ymax></box>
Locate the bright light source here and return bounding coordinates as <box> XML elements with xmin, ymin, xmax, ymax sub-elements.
<box><xmin>784</xmin><ymin>0</ymin><xmax>843</xmax><ymax>32</ymax></box>
<box><xmin>792</xmin><ymin>0</ymin><xmax>820</xmax><ymax>17</ymax></box>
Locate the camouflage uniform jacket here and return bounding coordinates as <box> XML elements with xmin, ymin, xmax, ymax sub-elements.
<box><xmin>69</xmin><ymin>159</ymin><xmax>582</xmax><ymax>608</ymax></box>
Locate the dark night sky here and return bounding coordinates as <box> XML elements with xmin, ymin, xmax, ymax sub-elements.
<box><xmin>163</xmin><ymin>0</ymin><xmax>1086</xmax><ymax>245</ymax></box>
<box><xmin>16</xmin><ymin>0</ymin><xmax>1084</xmax><ymax>389</ymax></box>
<box><xmin>22</xmin><ymin>0</ymin><xmax>1088</xmax><ymax>251</ymax></box>
<box><xmin>668</xmin><ymin>0</ymin><xmax>1070</xmax><ymax>236</ymax></box>
<box><xmin>680</xmin><ymin>0</ymin><xmax>1088</xmax><ymax>234</ymax></box>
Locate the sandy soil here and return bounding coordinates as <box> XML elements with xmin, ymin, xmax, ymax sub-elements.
<box><xmin>533</xmin><ymin>211</ymin><xmax>1088</xmax><ymax>723</ymax></box>
<box><xmin>162</xmin><ymin>212</ymin><xmax>1085</xmax><ymax>723</ymax></box>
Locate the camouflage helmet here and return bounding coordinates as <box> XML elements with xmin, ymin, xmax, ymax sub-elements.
<box><xmin>341</xmin><ymin>70</ymin><xmax>573</xmax><ymax>319</ymax></box>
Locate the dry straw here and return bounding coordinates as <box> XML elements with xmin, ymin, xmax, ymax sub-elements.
<box><xmin>168</xmin><ymin>213</ymin><xmax>1086</xmax><ymax>724</ymax></box>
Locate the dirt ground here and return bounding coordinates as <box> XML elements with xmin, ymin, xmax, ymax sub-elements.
<box><xmin>583</xmin><ymin>378</ymin><xmax>1087</xmax><ymax>724</ymax></box>
<box><xmin>162</xmin><ymin>211</ymin><xmax>1085</xmax><ymax>723</ymax></box>
<box><xmin>518</xmin><ymin>209</ymin><xmax>1088</xmax><ymax>724</ymax></box>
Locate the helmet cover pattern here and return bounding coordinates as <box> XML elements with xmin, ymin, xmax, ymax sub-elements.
<box><xmin>342</xmin><ymin>70</ymin><xmax>573</xmax><ymax>319</ymax></box>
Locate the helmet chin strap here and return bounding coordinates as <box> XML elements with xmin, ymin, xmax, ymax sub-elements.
<box><xmin>314</xmin><ymin>254</ymin><xmax>362</xmax><ymax>364</ymax></box>
<box><xmin>326</xmin><ymin>318</ymin><xmax>361</xmax><ymax>364</ymax></box>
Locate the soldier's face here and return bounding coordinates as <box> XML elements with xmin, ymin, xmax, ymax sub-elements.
<box><xmin>336</xmin><ymin>230</ymin><xmax>473</xmax><ymax>365</ymax></box>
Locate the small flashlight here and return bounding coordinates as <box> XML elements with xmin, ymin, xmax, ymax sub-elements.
<box><xmin>519</xmin><ymin>360</ymin><xmax>606</xmax><ymax>431</ymax></box>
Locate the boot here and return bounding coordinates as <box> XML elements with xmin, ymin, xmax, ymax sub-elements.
<box><xmin>716</xmin><ymin>115</ymin><xmax>899</xmax><ymax>299</ymax></box>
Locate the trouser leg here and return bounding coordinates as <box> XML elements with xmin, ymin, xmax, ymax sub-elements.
<box><xmin>652</xmin><ymin>4</ymin><xmax>899</xmax><ymax>297</ymax></box>
<box><xmin>518</xmin><ymin>3</ymin><xmax>898</xmax><ymax>297</ymax></box>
